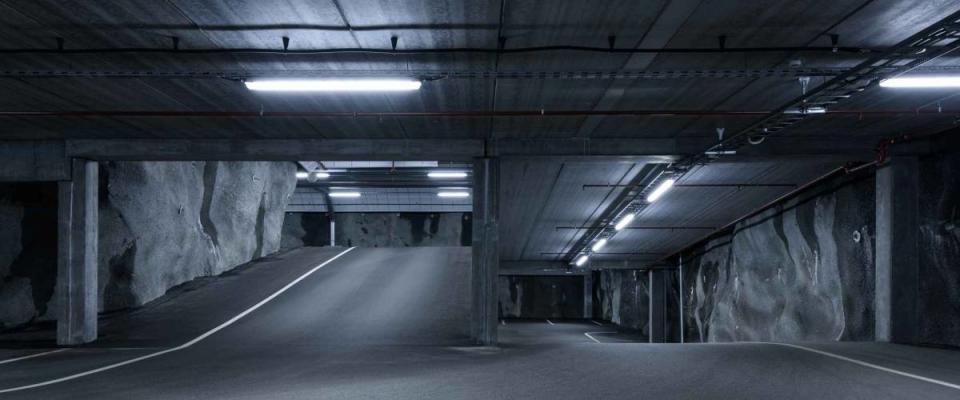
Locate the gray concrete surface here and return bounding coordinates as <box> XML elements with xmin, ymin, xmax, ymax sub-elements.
<box><xmin>1</xmin><ymin>247</ymin><xmax>959</xmax><ymax>399</ymax></box>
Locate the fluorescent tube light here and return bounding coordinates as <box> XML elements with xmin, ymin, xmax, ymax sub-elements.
<box><xmin>328</xmin><ymin>192</ymin><xmax>361</xmax><ymax>198</ymax></box>
<box><xmin>575</xmin><ymin>255</ymin><xmax>589</xmax><ymax>267</ymax></box>
<box><xmin>591</xmin><ymin>238</ymin><xmax>608</xmax><ymax>252</ymax></box>
<box><xmin>312</xmin><ymin>172</ymin><xmax>331</xmax><ymax>179</ymax></box>
<box><xmin>614</xmin><ymin>213</ymin><xmax>635</xmax><ymax>231</ymax></box>
<box><xmin>879</xmin><ymin>76</ymin><xmax>960</xmax><ymax>88</ymax></box>
<box><xmin>428</xmin><ymin>171</ymin><xmax>468</xmax><ymax>179</ymax></box>
<box><xmin>646</xmin><ymin>179</ymin><xmax>675</xmax><ymax>203</ymax></box>
<box><xmin>295</xmin><ymin>171</ymin><xmax>309</xmax><ymax>179</ymax></box>
<box><xmin>245</xmin><ymin>79</ymin><xmax>422</xmax><ymax>92</ymax></box>
<box><xmin>437</xmin><ymin>191</ymin><xmax>470</xmax><ymax>198</ymax></box>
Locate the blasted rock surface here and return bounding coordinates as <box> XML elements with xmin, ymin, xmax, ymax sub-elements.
<box><xmin>684</xmin><ymin>175</ymin><xmax>875</xmax><ymax>342</ymax></box>
<box><xmin>498</xmin><ymin>276</ymin><xmax>583</xmax><ymax>319</ymax></box>
<box><xmin>598</xmin><ymin>270</ymin><xmax>648</xmax><ymax>334</ymax></box>
<box><xmin>282</xmin><ymin>212</ymin><xmax>471</xmax><ymax>248</ymax></box>
<box><xmin>97</xmin><ymin>161</ymin><xmax>296</xmax><ymax>311</ymax></box>
<box><xmin>918</xmin><ymin>152</ymin><xmax>960</xmax><ymax>347</ymax></box>
<box><xmin>0</xmin><ymin>183</ymin><xmax>58</xmax><ymax>329</ymax></box>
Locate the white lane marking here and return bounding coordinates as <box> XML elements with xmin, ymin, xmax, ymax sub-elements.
<box><xmin>545</xmin><ymin>319</ymin><xmax>555</xmax><ymax>325</ymax></box>
<box><xmin>500</xmin><ymin>320</ymin><xmax>506</xmax><ymax>326</ymax></box>
<box><xmin>584</xmin><ymin>332</ymin><xmax>618</xmax><ymax>344</ymax></box>
<box><xmin>0</xmin><ymin>349</ymin><xmax>69</xmax><ymax>365</ymax></box>
<box><xmin>590</xmin><ymin>320</ymin><xmax>603</xmax><ymax>326</ymax></box>
<box><xmin>765</xmin><ymin>342</ymin><xmax>960</xmax><ymax>391</ymax></box>
<box><xmin>0</xmin><ymin>247</ymin><xmax>357</xmax><ymax>394</ymax></box>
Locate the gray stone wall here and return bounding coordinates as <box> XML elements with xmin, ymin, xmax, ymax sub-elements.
<box><xmin>597</xmin><ymin>269</ymin><xmax>649</xmax><ymax>334</ymax></box>
<box><xmin>0</xmin><ymin>161</ymin><xmax>296</xmax><ymax>329</ymax></box>
<box><xmin>682</xmin><ymin>174</ymin><xmax>876</xmax><ymax>342</ymax></box>
<box><xmin>918</xmin><ymin>152</ymin><xmax>960</xmax><ymax>347</ymax></box>
<box><xmin>282</xmin><ymin>212</ymin><xmax>472</xmax><ymax>248</ymax></box>
<box><xmin>0</xmin><ymin>183</ymin><xmax>57</xmax><ymax>330</ymax></box>
<box><xmin>498</xmin><ymin>275</ymin><xmax>583</xmax><ymax>319</ymax></box>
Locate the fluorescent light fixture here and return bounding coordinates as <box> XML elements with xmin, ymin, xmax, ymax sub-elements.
<box><xmin>646</xmin><ymin>178</ymin><xmax>676</xmax><ymax>203</ymax></box>
<box><xmin>591</xmin><ymin>238</ymin><xmax>608</xmax><ymax>252</ymax></box>
<box><xmin>428</xmin><ymin>171</ymin><xmax>468</xmax><ymax>179</ymax></box>
<box><xmin>437</xmin><ymin>191</ymin><xmax>470</xmax><ymax>198</ymax></box>
<box><xmin>245</xmin><ymin>79</ymin><xmax>422</xmax><ymax>92</ymax></box>
<box><xmin>575</xmin><ymin>255</ymin><xmax>589</xmax><ymax>267</ymax></box>
<box><xmin>328</xmin><ymin>191</ymin><xmax>361</xmax><ymax>198</ymax></box>
<box><xmin>614</xmin><ymin>213</ymin><xmax>635</xmax><ymax>231</ymax></box>
<box><xmin>295</xmin><ymin>171</ymin><xmax>309</xmax><ymax>179</ymax></box>
<box><xmin>879</xmin><ymin>76</ymin><xmax>960</xmax><ymax>88</ymax></box>
<box><xmin>312</xmin><ymin>172</ymin><xmax>331</xmax><ymax>179</ymax></box>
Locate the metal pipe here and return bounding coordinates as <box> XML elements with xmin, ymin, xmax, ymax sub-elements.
<box><xmin>9</xmin><ymin>109</ymin><xmax>960</xmax><ymax>119</ymax></box>
<box><xmin>555</xmin><ymin>226</ymin><xmax>715</xmax><ymax>230</ymax></box>
<box><xmin>583</xmin><ymin>183</ymin><xmax>797</xmax><ymax>189</ymax></box>
<box><xmin>0</xmin><ymin>109</ymin><xmax>955</xmax><ymax>118</ymax></box>
<box><xmin>678</xmin><ymin>253</ymin><xmax>684</xmax><ymax>344</ymax></box>
<box><xmin>0</xmin><ymin>45</ymin><xmax>880</xmax><ymax>55</ymax></box>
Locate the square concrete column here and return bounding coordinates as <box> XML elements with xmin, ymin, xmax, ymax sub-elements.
<box><xmin>648</xmin><ymin>269</ymin><xmax>667</xmax><ymax>343</ymax></box>
<box><xmin>583</xmin><ymin>273</ymin><xmax>594</xmax><ymax>319</ymax></box>
<box><xmin>57</xmin><ymin>159</ymin><xmax>99</xmax><ymax>345</ymax></box>
<box><xmin>471</xmin><ymin>158</ymin><xmax>499</xmax><ymax>345</ymax></box>
<box><xmin>875</xmin><ymin>157</ymin><xmax>919</xmax><ymax>344</ymax></box>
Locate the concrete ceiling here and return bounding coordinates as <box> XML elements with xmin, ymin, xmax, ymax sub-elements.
<box><xmin>2</xmin><ymin>0</ymin><xmax>959</xmax><ymax>267</ymax></box>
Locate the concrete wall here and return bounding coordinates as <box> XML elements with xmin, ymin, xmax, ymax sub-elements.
<box><xmin>918</xmin><ymin>152</ymin><xmax>960</xmax><ymax>347</ymax></box>
<box><xmin>498</xmin><ymin>275</ymin><xmax>583</xmax><ymax>319</ymax></box>
<box><xmin>0</xmin><ymin>161</ymin><xmax>296</xmax><ymax>329</ymax></box>
<box><xmin>282</xmin><ymin>212</ymin><xmax>472</xmax><ymax>248</ymax></box>
<box><xmin>681</xmin><ymin>173</ymin><xmax>876</xmax><ymax>342</ymax></box>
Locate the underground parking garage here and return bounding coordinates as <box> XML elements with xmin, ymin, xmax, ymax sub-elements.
<box><xmin>1</xmin><ymin>1</ymin><xmax>960</xmax><ymax>398</ymax></box>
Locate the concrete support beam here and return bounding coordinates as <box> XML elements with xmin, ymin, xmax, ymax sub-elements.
<box><xmin>58</xmin><ymin>137</ymin><xmax>879</xmax><ymax>162</ymax></box>
<box><xmin>0</xmin><ymin>141</ymin><xmax>69</xmax><ymax>181</ymax></box>
<box><xmin>583</xmin><ymin>273</ymin><xmax>594</xmax><ymax>319</ymax></box>
<box><xmin>648</xmin><ymin>269</ymin><xmax>667</xmax><ymax>343</ymax></box>
<box><xmin>471</xmin><ymin>157</ymin><xmax>499</xmax><ymax>345</ymax></box>
<box><xmin>875</xmin><ymin>157</ymin><xmax>920</xmax><ymax>344</ymax></box>
<box><xmin>57</xmin><ymin>159</ymin><xmax>98</xmax><ymax>345</ymax></box>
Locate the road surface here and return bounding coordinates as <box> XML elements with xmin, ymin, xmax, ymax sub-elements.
<box><xmin>1</xmin><ymin>247</ymin><xmax>959</xmax><ymax>399</ymax></box>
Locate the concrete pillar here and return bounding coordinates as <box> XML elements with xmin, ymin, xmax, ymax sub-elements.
<box><xmin>330</xmin><ymin>220</ymin><xmax>336</xmax><ymax>247</ymax></box>
<box><xmin>583</xmin><ymin>273</ymin><xmax>593</xmax><ymax>319</ymax></box>
<box><xmin>875</xmin><ymin>157</ymin><xmax>920</xmax><ymax>344</ymax></box>
<box><xmin>648</xmin><ymin>269</ymin><xmax>666</xmax><ymax>343</ymax></box>
<box><xmin>471</xmin><ymin>158</ymin><xmax>499</xmax><ymax>345</ymax></box>
<box><xmin>57</xmin><ymin>159</ymin><xmax>99</xmax><ymax>345</ymax></box>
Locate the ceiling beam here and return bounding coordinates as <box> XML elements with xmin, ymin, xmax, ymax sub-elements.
<box><xmin>0</xmin><ymin>135</ymin><xmax>882</xmax><ymax>162</ymax></box>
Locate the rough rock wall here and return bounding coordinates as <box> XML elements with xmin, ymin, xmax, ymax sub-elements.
<box><xmin>282</xmin><ymin>212</ymin><xmax>471</xmax><ymax>248</ymax></box>
<box><xmin>97</xmin><ymin>161</ymin><xmax>297</xmax><ymax>311</ymax></box>
<box><xmin>0</xmin><ymin>162</ymin><xmax>296</xmax><ymax>329</ymax></box>
<box><xmin>498</xmin><ymin>275</ymin><xmax>583</xmax><ymax>319</ymax></box>
<box><xmin>918</xmin><ymin>152</ymin><xmax>960</xmax><ymax>347</ymax></box>
<box><xmin>597</xmin><ymin>269</ymin><xmax>648</xmax><ymax>334</ymax></box>
<box><xmin>0</xmin><ymin>183</ymin><xmax>57</xmax><ymax>329</ymax></box>
<box><xmin>683</xmin><ymin>174</ymin><xmax>875</xmax><ymax>342</ymax></box>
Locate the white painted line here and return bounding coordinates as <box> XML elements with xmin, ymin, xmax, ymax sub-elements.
<box><xmin>545</xmin><ymin>319</ymin><xmax>555</xmax><ymax>325</ymax></box>
<box><xmin>584</xmin><ymin>332</ymin><xmax>617</xmax><ymax>344</ymax></box>
<box><xmin>0</xmin><ymin>349</ymin><xmax>69</xmax><ymax>365</ymax></box>
<box><xmin>765</xmin><ymin>342</ymin><xmax>960</xmax><ymax>391</ymax></box>
<box><xmin>500</xmin><ymin>320</ymin><xmax>506</xmax><ymax>326</ymax></box>
<box><xmin>0</xmin><ymin>247</ymin><xmax>357</xmax><ymax>394</ymax></box>
<box><xmin>590</xmin><ymin>320</ymin><xmax>603</xmax><ymax>326</ymax></box>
